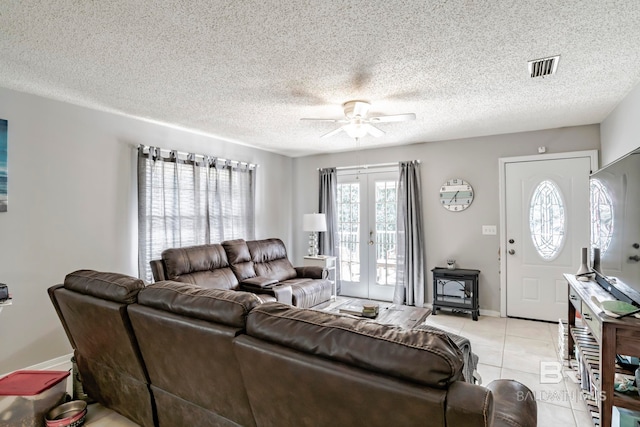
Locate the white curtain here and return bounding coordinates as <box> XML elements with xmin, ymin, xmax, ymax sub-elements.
<box><xmin>137</xmin><ymin>146</ymin><xmax>255</xmax><ymax>282</ymax></box>
<box><xmin>393</xmin><ymin>161</ymin><xmax>426</xmax><ymax>306</ymax></box>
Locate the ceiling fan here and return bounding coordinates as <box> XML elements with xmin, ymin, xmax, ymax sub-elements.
<box><xmin>301</xmin><ymin>100</ymin><xmax>416</xmax><ymax>139</ymax></box>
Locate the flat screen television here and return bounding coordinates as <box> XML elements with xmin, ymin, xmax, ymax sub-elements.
<box><xmin>590</xmin><ymin>146</ymin><xmax>640</xmax><ymax>306</ymax></box>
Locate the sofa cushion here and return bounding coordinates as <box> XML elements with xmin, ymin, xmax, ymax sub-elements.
<box><xmin>138</xmin><ymin>281</ymin><xmax>261</xmax><ymax>328</ymax></box>
<box><xmin>246</xmin><ymin>302</ymin><xmax>464</xmax><ymax>388</ymax></box>
<box><xmin>162</xmin><ymin>244</ymin><xmax>239</xmax><ymax>290</ymax></box>
<box><xmin>64</xmin><ymin>270</ymin><xmax>145</xmax><ymax>304</ymax></box>
<box><xmin>247</xmin><ymin>239</ymin><xmax>297</xmax><ymax>281</ymax></box>
<box><xmin>222</xmin><ymin>239</ymin><xmax>257</xmax><ymax>281</ymax></box>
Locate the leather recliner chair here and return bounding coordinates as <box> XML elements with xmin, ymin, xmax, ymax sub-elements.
<box><xmin>48</xmin><ymin>270</ymin><xmax>155</xmax><ymax>427</ymax></box>
<box><xmin>128</xmin><ymin>281</ymin><xmax>261</xmax><ymax>426</ymax></box>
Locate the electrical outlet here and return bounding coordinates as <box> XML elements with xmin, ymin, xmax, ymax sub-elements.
<box><xmin>482</xmin><ymin>225</ymin><xmax>497</xmax><ymax>235</ymax></box>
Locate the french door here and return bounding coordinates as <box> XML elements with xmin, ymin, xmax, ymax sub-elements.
<box><xmin>337</xmin><ymin>169</ymin><xmax>398</xmax><ymax>301</ymax></box>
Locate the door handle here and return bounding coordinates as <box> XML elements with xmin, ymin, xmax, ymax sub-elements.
<box><xmin>369</xmin><ymin>230</ymin><xmax>374</xmax><ymax>246</ymax></box>
<box><xmin>630</xmin><ymin>255</ymin><xmax>640</xmax><ymax>262</ymax></box>
<box><xmin>508</xmin><ymin>249</ymin><xmax>515</xmax><ymax>255</ymax></box>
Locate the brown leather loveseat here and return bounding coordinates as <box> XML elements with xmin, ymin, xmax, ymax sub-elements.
<box><xmin>49</xmin><ymin>271</ymin><xmax>537</xmax><ymax>427</ymax></box>
<box><xmin>150</xmin><ymin>238</ymin><xmax>332</xmax><ymax>308</ymax></box>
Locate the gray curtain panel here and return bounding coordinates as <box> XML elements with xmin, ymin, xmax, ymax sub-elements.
<box><xmin>318</xmin><ymin>167</ymin><xmax>341</xmax><ymax>293</ymax></box>
<box><xmin>393</xmin><ymin>161</ymin><xmax>426</xmax><ymax>306</ymax></box>
<box><xmin>137</xmin><ymin>145</ymin><xmax>255</xmax><ymax>282</ymax></box>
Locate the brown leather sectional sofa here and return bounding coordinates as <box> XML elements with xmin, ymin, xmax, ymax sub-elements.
<box><xmin>150</xmin><ymin>238</ymin><xmax>332</xmax><ymax>308</ymax></box>
<box><xmin>49</xmin><ymin>270</ymin><xmax>537</xmax><ymax>427</ymax></box>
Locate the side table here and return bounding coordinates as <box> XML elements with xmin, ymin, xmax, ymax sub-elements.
<box><xmin>303</xmin><ymin>256</ymin><xmax>337</xmax><ymax>300</ymax></box>
<box><xmin>432</xmin><ymin>268</ymin><xmax>480</xmax><ymax>321</ymax></box>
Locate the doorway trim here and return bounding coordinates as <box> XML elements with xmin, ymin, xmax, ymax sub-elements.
<box><xmin>498</xmin><ymin>150</ymin><xmax>598</xmax><ymax>317</ymax></box>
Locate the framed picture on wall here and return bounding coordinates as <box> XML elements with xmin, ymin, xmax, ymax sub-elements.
<box><xmin>0</xmin><ymin>119</ymin><xmax>6</xmax><ymax>213</ymax></box>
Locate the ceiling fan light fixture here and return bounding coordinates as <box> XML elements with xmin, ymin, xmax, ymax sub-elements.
<box><xmin>302</xmin><ymin>99</ymin><xmax>415</xmax><ymax>140</ymax></box>
<box><xmin>343</xmin><ymin>122</ymin><xmax>368</xmax><ymax>139</ymax></box>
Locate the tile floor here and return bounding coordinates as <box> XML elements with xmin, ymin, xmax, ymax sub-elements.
<box><xmin>425</xmin><ymin>310</ymin><xmax>593</xmax><ymax>427</ymax></box>
<box><xmin>48</xmin><ymin>309</ymin><xmax>592</xmax><ymax>426</ymax></box>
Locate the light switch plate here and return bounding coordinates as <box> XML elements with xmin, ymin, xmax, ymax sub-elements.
<box><xmin>482</xmin><ymin>225</ymin><xmax>497</xmax><ymax>235</ymax></box>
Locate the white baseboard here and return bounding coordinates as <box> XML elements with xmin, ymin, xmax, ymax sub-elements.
<box><xmin>26</xmin><ymin>353</ymin><xmax>73</xmax><ymax>371</ymax></box>
<box><xmin>1</xmin><ymin>353</ymin><xmax>73</xmax><ymax>378</ymax></box>
<box><xmin>480</xmin><ymin>309</ymin><xmax>501</xmax><ymax>317</ymax></box>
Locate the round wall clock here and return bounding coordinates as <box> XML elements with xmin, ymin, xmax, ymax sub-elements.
<box><xmin>440</xmin><ymin>178</ymin><xmax>474</xmax><ymax>212</ymax></box>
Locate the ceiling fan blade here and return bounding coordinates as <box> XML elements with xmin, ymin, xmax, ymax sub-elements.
<box><xmin>369</xmin><ymin>113</ymin><xmax>416</xmax><ymax>123</ymax></box>
<box><xmin>365</xmin><ymin>124</ymin><xmax>385</xmax><ymax>137</ymax></box>
<box><xmin>300</xmin><ymin>118</ymin><xmax>345</xmax><ymax>122</ymax></box>
<box><xmin>321</xmin><ymin>127</ymin><xmax>345</xmax><ymax>139</ymax></box>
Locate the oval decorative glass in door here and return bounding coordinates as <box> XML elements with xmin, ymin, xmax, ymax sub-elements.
<box><xmin>529</xmin><ymin>179</ymin><xmax>566</xmax><ymax>260</ymax></box>
<box><xmin>589</xmin><ymin>178</ymin><xmax>614</xmax><ymax>255</ymax></box>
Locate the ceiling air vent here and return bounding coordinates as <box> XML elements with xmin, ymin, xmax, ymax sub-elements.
<box><xmin>528</xmin><ymin>55</ymin><xmax>560</xmax><ymax>78</ymax></box>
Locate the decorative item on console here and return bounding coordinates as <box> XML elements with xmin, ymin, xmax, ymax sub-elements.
<box><xmin>576</xmin><ymin>247</ymin><xmax>593</xmax><ymax>281</ymax></box>
<box><xmin>592</xmin><ymin>247</ymin><xmax>601</xmax><ymax>274</ymax></box>
<box><xmin>446</xmin><ymin>259</ymin><xmax>456</xmax><ymax>269</ymax></box>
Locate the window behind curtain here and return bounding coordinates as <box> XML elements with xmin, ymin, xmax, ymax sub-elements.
<box><xmin>137</xmin><ymin>146</ymin><xmax>256</xmax><ymax>282</ymax></box>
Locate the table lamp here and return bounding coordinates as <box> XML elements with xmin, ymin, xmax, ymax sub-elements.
<box><xmin>303</xmin><ymin>213</ymin><xmax>326</xmax><ymax>257</ymax></box>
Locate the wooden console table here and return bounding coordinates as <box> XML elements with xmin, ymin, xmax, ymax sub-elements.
<box><xmin>565</xmin><ymin>273</ymin><xmax>640</xmax><ymax>427</ymax></box>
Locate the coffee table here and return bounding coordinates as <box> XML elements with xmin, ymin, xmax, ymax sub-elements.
<box><xmin>328</xmin><ymin>299</ymin><xmax>431</xmax><ymax>329</ymax></box>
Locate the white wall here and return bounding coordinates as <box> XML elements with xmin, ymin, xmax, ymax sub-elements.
<box><xmin>0</xmin><ymin>87</ymin><xmax>292</xmax><ymax>373</ymax></box>
<box><xmin>292</xmin><ymin>125</ymin><xmax>600</xmax><ymax>314</ymax></box>
<box><xmin>600</xmin><ymin>81</ymin><xmax>640</xmax><ymax>166</ymax></box>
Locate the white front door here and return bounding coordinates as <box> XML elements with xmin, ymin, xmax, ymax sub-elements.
<box><xmin>504</xmin><ymin>154</ymin><xmax>594</xmax><ymax>321</ymax></box>
<box><xmin>337</xmin><ymin>170</ymin><xmax>397</xmax><ymax>301</ymax></box>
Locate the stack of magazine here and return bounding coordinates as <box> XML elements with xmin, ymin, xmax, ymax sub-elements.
<box><xmin>339</xmin><ymin>302</ymin><xmax>379</xmax><ymax>318</ymax></box>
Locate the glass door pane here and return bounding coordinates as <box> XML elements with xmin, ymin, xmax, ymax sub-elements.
<box><xmin>337</xmin><ymin>181</ymin><xmax>361</xmax><ymax>285</ymax></box>
<box><xmin>367</xmin><ymin>173</ymin><xmax>397</xmax><ymax>301</ymax></box>
<box><xmin>375</xmin><ymin>180</ymin><xmax>397</xmax><ymax>286</ymax></box>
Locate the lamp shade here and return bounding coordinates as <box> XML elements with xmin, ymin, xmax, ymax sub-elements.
<box><xmin>303</xmin><ymin>213</ymin><xmax>327</xmax><ymax>232</ymax></box>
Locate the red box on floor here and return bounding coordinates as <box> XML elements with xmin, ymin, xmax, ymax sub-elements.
<box><xmin>0</xmin><ymin>370</ymin><xmax>69</xmax><ymax>427</ymax></box>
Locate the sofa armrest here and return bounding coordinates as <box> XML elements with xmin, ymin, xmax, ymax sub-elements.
<box><xmin>486</xmin><ymin>379</ymin><xmax>537</xmax><ymax>427</ymax></box>
<box><xmin>240</xmin><ymin>282</ymin><xmax>293</xmax><ymax>305</ymax></box>
<box><xmin>445</xmin><ymin>381</ymin><xmax>494</xmax><ymax>427</ymax></box>
<box><xmin>271</xmin><ymin>285</ymin><xmax>292</xmax><ymax>305</ymax></box>
<box><xmin>149</xmin><ymin>259</ymin><xmax>167</xmax><ymax>282</ymax></box>
<box><xmin>294</xmin><ymin>266</ymin><xmax>327</xmax><ymax>279</ymax></box>
<box><xmin>241</xmin><ymin>277</ymin><xmax>278</xmax><ymax>289</ymax></box>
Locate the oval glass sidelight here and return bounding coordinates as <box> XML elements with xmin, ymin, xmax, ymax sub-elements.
<box><xmin>529</xmin><ymin>180</ymin><xmax>566</xmax><ymax>260</ymax></box>
<box><xmin>590</xmin><ymin>178</ymin><xmax>614</xmax><ymax>255</ymax></box>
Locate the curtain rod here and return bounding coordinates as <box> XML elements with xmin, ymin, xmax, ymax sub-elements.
<box><xmin>138</xmin><ymin>144</ymin><xmax>258</xmax><ymax>168</ymax></box>
<box><xmin>318</xmin><ymin>160</ymin><xmax>421</xmax><ymax>171</ymax></box>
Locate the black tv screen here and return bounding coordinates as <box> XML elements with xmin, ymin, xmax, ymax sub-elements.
<box><xmin>590</xmin><ymin>147</ymin><xmax>640</xmax><ymax>304</ymax></box>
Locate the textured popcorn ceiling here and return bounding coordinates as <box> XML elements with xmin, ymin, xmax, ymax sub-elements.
<box><xmin>2</xmin><ymin>1</ymin><xmax>640</xmax><ymax>157</ymax></box>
